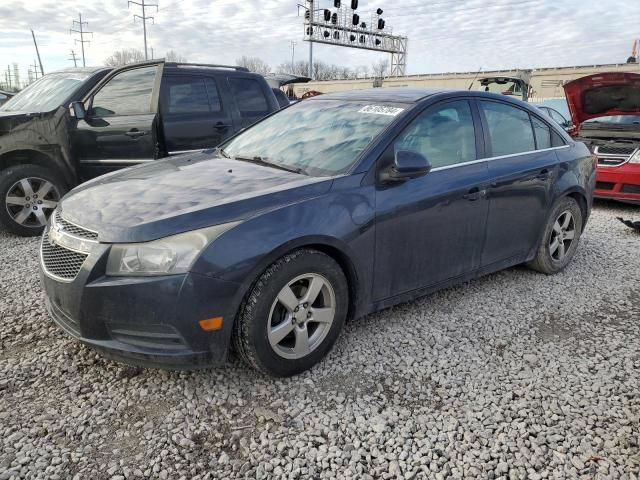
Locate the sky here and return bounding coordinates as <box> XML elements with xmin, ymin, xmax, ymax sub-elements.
<box><xmin>1</xmin><ymin>0</ymin><xmax>639</xmax><ymax>86</ymax></box>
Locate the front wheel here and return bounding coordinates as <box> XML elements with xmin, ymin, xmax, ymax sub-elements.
<box><xmin>527</xmin><ymin>197</ymin><xmax>583</xmax><ymax>274</ymax></box>
<box><xmin>233</xmin><ymin>249</ymin><xmax>349</xmax><ymax>376</ymax></box>
<box><xmin>0</xmin><ymin>165</ymin><xmax>67</xmax><ymax>237</ymax></box>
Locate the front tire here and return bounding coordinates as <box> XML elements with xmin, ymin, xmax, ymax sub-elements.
<box><xmin>527</xmin><ymin>197</ymin><xmax>583</xmax><ymax>274</ymax></box>
<box><xmin>0</xmin><ymin>164</ymin><xmax>66</xmax><ymax>237</ymax></box>
<box><xmin>233</xmin><ymin>249</ymin><xmax>349</xmax><ymax>377</ymax></box>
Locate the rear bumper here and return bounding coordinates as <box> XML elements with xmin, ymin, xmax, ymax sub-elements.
<box><xmin>41</xmin><ymin>264</ymin><xmax>244</xmax><ymax>369</ymax></box>
<box><xmin>594</xmin><ymin>163</ymin><xmax>640</xmax><ymax>202</ymax></box>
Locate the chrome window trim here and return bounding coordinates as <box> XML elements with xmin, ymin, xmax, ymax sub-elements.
<box><xmin>430</xmin><ymin>144</ymin><xmax>571</xmax><ymax>172</ymax></box>
<box><xmin>168</xmin><ymin>149</ymin><xmax>206</xmax><ymax>155</ymax></box>
<box><xmin>78</xmin><ymin>159</ymin><xmax>155</xmax><ymax>165</ymax></box>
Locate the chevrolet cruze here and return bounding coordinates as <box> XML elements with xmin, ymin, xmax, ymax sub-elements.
<box><xmin>40</xmin><ymin>88</ymin><xmax>595</xmax><ymax>376</ymax></box>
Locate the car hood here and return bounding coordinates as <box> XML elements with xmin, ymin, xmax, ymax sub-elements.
<box><xmin>563</xmin><ymin>73</ymin><xmax>640</xmax><ymax>126</ymax></box>
<box><xmin>59</xmin><ymin>152</ymin><xmax>333</xmax><ymax>243</ymax></box>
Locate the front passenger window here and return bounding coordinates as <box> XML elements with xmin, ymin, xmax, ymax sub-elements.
<box><xmin>394</xmin><ymin>100</ymin><xmax>477</xmax><ymax>169</ymax></box>
<box><xmin>91</xmin><ymin>66</ymin><xmax>157</xmax><ymax>117</ymax></box>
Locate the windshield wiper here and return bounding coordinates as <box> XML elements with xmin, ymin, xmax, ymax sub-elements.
<box><xmin>232</xmin><ymin>155</ymin><xmax>306</xmax><ymax>175</ymax></box>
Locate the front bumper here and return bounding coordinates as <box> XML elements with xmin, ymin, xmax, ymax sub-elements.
<box><xmin>594</xmin><ymin>162</ymin><xmax>640</xmax><ymax>203</ymax></box>
<box><xmin>40</xmin><ymin>240</ymin><xmax>243</xmax><ymax>369</ymax></box>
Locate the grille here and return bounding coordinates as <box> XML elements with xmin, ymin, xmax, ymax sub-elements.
<box><xmin>621</xmin><ymin>184</ymin><xmax>640</xmax><ymax>194</ymax></box>
<box><xmin>595</xmin><ymin>145</ymin><xmax>637</xmax><ymax>155</ymax></box>
<box><xmin>597</xmin><ymin>156</ymin><xmax>627</xmax><ymax>166</ymax></box>
<box><xmin>595</xmin><ymin>181</ymin><xmax>615</xmax><ymax>190</ymax></box>
<box><xmin>41</xmin><ymin>231</ymin><xmax>89</xmax><ymax>281</ymax></box>
<box><xmin>55</xmin><ymin>210</ymin><xmax>98</xmax><ymax>240</ymax></box>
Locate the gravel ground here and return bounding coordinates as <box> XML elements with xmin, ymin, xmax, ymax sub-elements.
<box><xmin>1</xmin><ymin>200</ymin><xmax>639</xmax><ymax>480</ymax></box>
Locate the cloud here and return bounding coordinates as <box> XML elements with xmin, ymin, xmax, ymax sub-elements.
<box><xmin>1</xmin><ymin>0</ymin><xmax>638</xmax><ymax>85</ymax></box>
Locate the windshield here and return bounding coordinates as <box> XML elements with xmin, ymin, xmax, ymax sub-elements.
<box><xmin>223</xmin><ymin>99</ymin><xmax>404</xmax><ymax>176</ymax></box>
<box><xmin>0</xmin><ymin>72</ymin><xmax>91</xmax><ymax>112</ymax></box>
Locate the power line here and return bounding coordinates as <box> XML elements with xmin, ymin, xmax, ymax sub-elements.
<box><xmin>70</xmin><ymin>13</ymin><xmax>92</xmax><ymax>67</ymax></box>
<box><xmin>128</xmin><ymin>0</ymin><xmax>158</xmax><ymax>60</ymax></box>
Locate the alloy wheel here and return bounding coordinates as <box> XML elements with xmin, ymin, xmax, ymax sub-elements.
<box><xmin>268</xmin><ymin>273</ymin><xmax>336</xmax><ymax>360</ymax></box>
<box><xmin>548</xmin><ymin>210</ymin><xmax>575</xmax><ymax>262</ymax></box>
<box><xmin>5</xmin><ymin>177</ymin><xmax>60</xmax><ymax>228</ymax></box>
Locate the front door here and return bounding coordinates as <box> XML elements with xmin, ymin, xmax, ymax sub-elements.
<box><xmin>373</xmin><ymin>99</ymin><xmax>491</xmax><ymax>301</ymax></box>
<box><xmin>72</xmin><ymin>64</ymin><xmax>162</xmax><ymax>180</ymax></box>
<box><xmin>160</xmin><ymin>74</ymin><xmax>235</xmax><ymax>153</ymax></box>
<box><xmin>478</xmin><ymin>100</ymin><xmax>558</xmax><ymax>267</ymax></box>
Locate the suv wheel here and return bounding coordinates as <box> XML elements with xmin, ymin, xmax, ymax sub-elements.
<box><xmin>234</xmin><ymin>249</ymin><xmax>349</xmax><ymax>376</ymax></box>
<box><xmin>527</xmin><ymin>196</ymin><xmax>583</xmax><ymax>274</ymax></box>
<box><xmin>0</xmin><ymin>165</ymin><xmax>67</xmax><ymax>237</ymax></box>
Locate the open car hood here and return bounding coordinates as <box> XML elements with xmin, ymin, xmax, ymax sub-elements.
<box><xmin>264</xmin><ymin>74</ymin><xmax>311</xmax><ymax>88</ymax></box>
<box><xmin>563</xmin><ymin>73</ymin><xmax>640</xmax><ymax>126</ymax></box>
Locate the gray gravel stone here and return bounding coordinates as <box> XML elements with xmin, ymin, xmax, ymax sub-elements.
<box><xmin>0</xmin><ymin>201</ymin><xmax>639</xmax><ymax>479</ymax></box>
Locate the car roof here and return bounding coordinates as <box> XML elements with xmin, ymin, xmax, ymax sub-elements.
<box><xmin>315</xmin><ymin>87</ymin><xmax>448</xmax><ymax>103</ymax></box>
<box><xmin>48</xmin><ymin>67</ymin><xmax>112</xmax><ymax>75</ymax></box>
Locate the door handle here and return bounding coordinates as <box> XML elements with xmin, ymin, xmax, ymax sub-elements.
<box><xmin>214</xmin><ymin>122</ymin><xmax>231</xmax><ymax>130</ymax></box>
<box><xmin>125</xmin><ymin>129</ymin><xmax>147</xmax><ymax>138</ymax></box>
<box><xmin>463</xmin><ymin>187</ymin><xmax>486</xmax><ymax>201</ymax></box>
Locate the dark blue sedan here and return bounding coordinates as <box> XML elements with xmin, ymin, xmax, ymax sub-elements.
<box><xmin>40</xmin><ymin>88</ymin><xmax>596</xmax><ymax>376</ymax></box>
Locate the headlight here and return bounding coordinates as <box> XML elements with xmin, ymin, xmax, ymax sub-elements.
<box><xmin>106</xmin><ymin>222</ymin><xmax>241</xmax><ymax>276</ymax></box>
<box><xmin>629</xmin><ymin>149</ymin><xmax>640</xmax><ymax>164</ymax></box>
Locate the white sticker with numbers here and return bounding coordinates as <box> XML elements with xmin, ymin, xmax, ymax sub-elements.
<box><xmin>358</xmin><ymin>105</ymin><xmax>405</xmax><ymax>116</ymax></box>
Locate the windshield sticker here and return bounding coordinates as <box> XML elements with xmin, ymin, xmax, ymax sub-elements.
<box><xmin>358</xmin><ymin>105</ymin><xmax>405</xmax><ymax>116</ymax></box>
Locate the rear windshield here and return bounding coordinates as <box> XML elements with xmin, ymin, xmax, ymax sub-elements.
<box><xmin>0</xmin><ymin>72</ymin><xmax>92</xmax><ymax>112</ymax></box>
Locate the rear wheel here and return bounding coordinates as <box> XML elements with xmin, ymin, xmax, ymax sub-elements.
<box><xmin>233</xmin><ymin>249</ymin><xmax>348</xmax><ymax>376</ymax></box>
<box><xmin>527</xmin><ymin>197</ymin><xmax>583</xmax><ymax>274</ymax></box>
<box><xmin>0</xmin><ymin>165</ymin><xmax>66</xmax><ymax>237</ymax></box>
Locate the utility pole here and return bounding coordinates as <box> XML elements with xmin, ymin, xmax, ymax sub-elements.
<box><xmin>31</xmin><ymin>60</ymin><xmax>40</xmax><ymax>80</ymax></box>
<box><xmin>30</xmin><ymin>29</ymin><xmax>44</xmax><ymax>76</ymax></box>
<box><xmin>70</xmin><ymin>13</ymin><xmax>92</xmax><ymax>67</ymax></box>
<box><xmin>150</xmin><ymin>46</ymin><xmax>154</xmax><ymax>59</ymax></box>
<box><xmin>128</xmin><ymin>0</ymin><xmax>158</xmax><ymax>60</ymax></box>
<box><xmin>69</xmin><ymin>50</ymin><xmax>79</xmax><ymax>67</ymax></box>
<box><xmin>290</xmin><ymin>41</ymin><xmax>297</xmax><ymax>74</ymax></box>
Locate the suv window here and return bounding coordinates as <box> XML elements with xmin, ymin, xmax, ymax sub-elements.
<box><xmin>480</xmin><ymin>101</ymin><xmax>535</xmax><ymax>156</ymax></box>
<box><xmin>228</xmin><ymin>77</ymin><xmax>269</xmax><ymax>117</ymax></box>
<box><xmin>91</xmin><ymin>66</ymin><xmax>157</xmax><ymax>117</ymax></box>
<box><xmin>394</xmin><ymin>100</ymin><xmax>476</xmax><ymax>169</ymax></box>
<box><xmin>165</xmin><ymin>76</ymin><xmax>210</xmax><ymax>114</ymax></box>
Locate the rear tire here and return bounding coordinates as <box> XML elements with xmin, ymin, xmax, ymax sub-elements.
<box><xmin>233</xmin><ymin>249</ymin><xmax>349</xmax><ymax>377</ymax></box>
<box><xmin>527</xmin><ymin>197</ymin><xmax>583</xmax><ymax>274</ymax></box>
<box><xmin>0</xmin><ymin>164</ymin><xmax>66</xmax><ymax>237</ymax></box>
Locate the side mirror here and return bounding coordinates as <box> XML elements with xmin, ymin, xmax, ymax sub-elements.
<box><xmin>70</xmin><ymin>101</ymin><xmax>86</xmax><ymax>120</ymax></box>
<box><xmin>380</xmin><ymin>150</ymin><xmax>432</xmax><ymax>182</ymax></box>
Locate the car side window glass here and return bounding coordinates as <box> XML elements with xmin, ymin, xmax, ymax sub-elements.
<box><xmin>91</xmin><ymin>66</ymin><xmax>157</xmax><ymax>117</ymax></box>
<box><xmin>228</xmin><ymin>78</ymin><xmax>269</xmax><ymax>117</ymax></box>
<box><xmin>551</xmin><ymin>130</ymin><xmax>566</xmax><ymax>147</ymax></box>
<box><xmin>393</xmin><ymin>100</ymin><xmax>476</xmax><ymax>169</ymax></box>
<box><xmin>480</xmin><ymin>101</ymin><xmax>535</xmax><ymax>156</ymax></box>
<box><xmin>165</xmin><ymin>76</ymin><xmax>210</xmax><ymax>114</ymax></box>
<box><xmin>531</xmin><ymin>116</ymin><xmax>551</xmax><ymax>150</ymax></box>
<box><xmin>204</xmin><ymin>78</ymin><xmax>222</xmax><ymax>112</ymax></box>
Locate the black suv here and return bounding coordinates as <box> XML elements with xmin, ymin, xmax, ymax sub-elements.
<box><xmin>0</xmin><ymin>60</ymin><xmax>280</xmax><ymax>236</ymax></box>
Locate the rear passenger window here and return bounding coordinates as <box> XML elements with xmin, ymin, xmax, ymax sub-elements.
<box><xmin>204</xmin><ymin>78</ymin><xmax>222</xmax><ymax>111</ymax></box>
<box><xmin>228</xmin><ymin>78</ymin><xmax>269</xmax><ymax>117</ymax></box>
<box><xmin>551</xmin><ymin>130</ymin><xmax>566</xmax><ymax>147</ymax></box>
<box><xmin>531</xmin><ymin>117</ymin><xmax>551</xmax><ymax>150</ymax></box>
<box><xmin>480</xmin><ymin>101</ymin><xmax>535</xmax><ymax>156</ymax></box>
<box><xmin>165</xmin><ymin>76</ymin><xmax>219</xmax><ymax>114</ymax></box>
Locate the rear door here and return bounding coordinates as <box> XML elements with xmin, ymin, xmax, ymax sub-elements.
<box><xmin>479</xmin><ymin>100</ymin><xmax>561</xmax><ymax>267</ymax></box>
<box><xmin>226</xmin><ymin>76</ymin><xmax>273</xmax><ymax>129</ymax></box>
<box><xmin>160</xmin><ymin>74</ymin><xmax>234</xmax><ymax>153</ymax></box>
<box><xmin>73</xmin><ymin>63</ymin><xmax>162</xmax><ymax>180</ymax></box>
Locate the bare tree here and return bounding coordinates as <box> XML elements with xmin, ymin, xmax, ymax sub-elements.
<box><xmin>236</xmin><ymin>56</ymin><xmax>271</xmax><ymax>75</ymax></box>
<box><xmin>104</xmin><ymin>48</ymin><xmax>145</xmax><ymax>67</ymax></box>
<box><xmin>371</xmin><ymin>59</ymin><xmax>389</xmax><ymax>78</ymax></box>
<box><xmin>165</xmin><ymin>50</ymin><xmax>188</xmax><ymax>63</ymax></box>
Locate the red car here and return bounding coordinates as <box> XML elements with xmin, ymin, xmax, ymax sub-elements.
<box><xmin>564</xmin><ymin>72</ymin><xmax>640</xmax><ymax>204</ymax></box>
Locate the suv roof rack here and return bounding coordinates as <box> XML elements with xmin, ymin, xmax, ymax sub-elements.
<box><xmin>165</xmin><ymin>62</ymin><xmax>250</xmax><ymax>72</ymax></box>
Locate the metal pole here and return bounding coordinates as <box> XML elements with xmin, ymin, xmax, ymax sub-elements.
<box><xmin>308</xmin><ymin>0</ymin><xmax>313</xmax><ymax>79</ymax></box>
<box><xmin>290</xmin><ymin>41</ymin><xmax>296</xmax><ymax>73</ymax></box>
<box><xmin>309</xmin><ymin>42</ymin><xmax>313</xmax><ymax>79</ymax></box>
<box><xmin>142</xmin><ymin>1</ymin><xmax>148</xmax><ymax>60</ymax></box>
<box><xmin>31</xmin><ymin>29</ymin><xmax>44</xmax><ymax>75</ymax></box>
<box><xmin>79</xmin><ymin>14</ymin><xmax>85</xmax><ymax>67</ymax></box>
